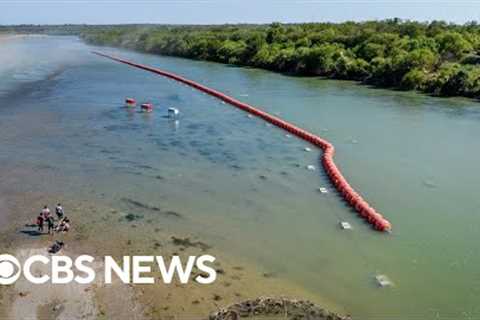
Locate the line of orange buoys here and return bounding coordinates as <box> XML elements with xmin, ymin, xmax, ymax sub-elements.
<box><xmin>93</xmin><ymin>51</ymin><xmax>392</xmax><ymax>232</ymax></box>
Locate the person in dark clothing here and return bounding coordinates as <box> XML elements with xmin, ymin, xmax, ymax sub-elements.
<box><xmin>55</xmin><ymin>203</ymin><xmax>64</xmax><ymax>220</ymax></box>
<box><xmin>36</xmin><ymin>213</ymin><xmax>44</xmax><ymax>233</ymax></box>
<box><xmin>56</xmin><ymin>218</ymin><xmax>70</xmax><ymax>233</ymax></box>
<box><xmin>47</xmin><ymin>215</ymin><xmax>55</xmax><ymax>235</ymax></box>
<box><xmin>48</xmin><ymin>241</ymin><xmax>64</xmax><ymax>254</ymax></box>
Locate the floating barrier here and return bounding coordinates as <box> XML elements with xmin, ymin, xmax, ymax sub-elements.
<box><xmin>93</xmin><ymin>51</ymin><xmax>392</xmax><ymax>232</ymax></box>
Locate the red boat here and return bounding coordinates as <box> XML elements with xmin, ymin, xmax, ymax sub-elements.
<box><xmin>141</xmin><ymin>103</ymin><xmax>153</xmax><ymax>112</ymax></box>
<box><xmin>125</xmin><ymin>97</ymin><xmax>136</xmax><ymax>107</ymax></box>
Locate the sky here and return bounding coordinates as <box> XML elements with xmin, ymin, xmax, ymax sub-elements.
<box><xmin>1</xmin><ymin>0</ymin><xmax>479</xmax><ymax>25</ymax></box>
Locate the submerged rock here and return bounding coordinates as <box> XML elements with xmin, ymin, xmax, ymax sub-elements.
<box><xmin>137</xmin><ymin>164</ymin><xmax>154</xmax><ymax>170</ymax></box>
<box><xmin>122</xmin><ymin>198</ymin><xmax>158</xmax><ymax>211</ymax></box>
<box><xmin>171</xmin><ymin>236</ymin><xmax>211</xmax><ymax>251</ymax></box>
<box><xmin>164</xmin><ymin>210</ymin><xmax>182</xmax><ymax>218</ymax></box>
<box><xmin>125</xmin><ymin>213</ymin><xmax>143</xmax><ymax>222</ymax></box>
<box><xmin>262</xmin><ymin>272</ymin><xmax>276</xmax><ymax>278</ymax></box>
<box><xmin>121</xmin><ymin>197</ymin><xmax>183</xmax><ymax>218</ymax></box>
<box><xmin>422</xmin><ymin>179</ymin><xmax>437</xmax><ymax>189</ymax></box>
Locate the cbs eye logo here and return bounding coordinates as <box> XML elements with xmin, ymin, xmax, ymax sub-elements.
<box><xmin>0</xmin><ymin>254</ymin><xmax>21</xmax><ymax>285</ymax></box>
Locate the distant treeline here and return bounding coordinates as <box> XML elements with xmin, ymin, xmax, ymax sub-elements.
<box><xmin>0</xmin><ymin>24</ymin><xmax>156</xmax><ymax>35</ymax></box>
<box><xmin>5</xmin><ymin>21</ymin><xmax>480</xmax><ymax>99</ymax></box>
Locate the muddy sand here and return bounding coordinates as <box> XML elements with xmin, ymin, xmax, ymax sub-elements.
<box><xmin>0</xmin><ymin>34</ymin><xmax>47</xmax><ymax>41</ymax></box>
<box><xmin>0</xmin><ymin>186</ymin><xmax>350</xmax><ymax>320</ymax></box>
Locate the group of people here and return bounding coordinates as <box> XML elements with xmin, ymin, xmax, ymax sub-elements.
<box><xmin>36</xmin><ymin>203</ymin><xmax>71</xmax><ymax>235</ymax></box>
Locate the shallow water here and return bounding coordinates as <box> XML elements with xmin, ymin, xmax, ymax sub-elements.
<box><xmin>1</xmin><ymin>36</ymin><xmax>480</xmax><ymax>320</ymax></box>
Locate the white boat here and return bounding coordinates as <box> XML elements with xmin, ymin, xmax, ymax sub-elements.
<box><xmin>168</xmin><ymin>107</ymin><xmax>179</xmax><ymax>118</ymax></box>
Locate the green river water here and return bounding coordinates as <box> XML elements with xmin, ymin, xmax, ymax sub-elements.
<box><xmin>1</xmin><ymin>36</ymin><xmax>480</xmax><ymax>320</ymax></box>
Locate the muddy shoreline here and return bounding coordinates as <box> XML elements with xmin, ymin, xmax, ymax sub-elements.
<box><xmin>0</xmin><ymin>184</ymin><xmax>348</xmax><ymax>320</ymax></box>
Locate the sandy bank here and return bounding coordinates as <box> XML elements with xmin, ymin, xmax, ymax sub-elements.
<box><xmin>1</xmin><ymin>246</ymin><xmax>144</xmax><ymax>320</ymax></box>
<box><xmin>0</xmin><ymin>34</ymin><xmax>47</xmax><ymax>42</ymax></box>
<box><xmin>0</xmin><ymin>168</ymin><xmax>348</xmax><ymax>319</ymax></box>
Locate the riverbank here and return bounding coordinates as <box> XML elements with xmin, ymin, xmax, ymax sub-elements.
<box><xmin>0</xmin><ymin>34</ymin><xmax>47</xmax><ymax>41</ymax></box>
<box><xmin>0</xmin><ymin>163</ymin><xmax>347</xmax><ymax>319</ymax></box>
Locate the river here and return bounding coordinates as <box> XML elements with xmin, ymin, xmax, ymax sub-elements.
<box><xmin>1</xmin><ymin>35</ymin><xmax>480</xmax><ymax>320</ymax></box>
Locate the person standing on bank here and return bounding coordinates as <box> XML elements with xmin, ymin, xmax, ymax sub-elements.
<box><xmin>36</xmin><ymin>213</ymin><xmax>44</xmax><ymax>233</ymax></box>
<box><xmin>46</xmin><ymin>214</ymin><xmax>55</xmax><ymax>235</ymax></box>
<box><xmin>41</xmin><ymin>205</ymin><xmax>51</xmax><ymax>219</ymax></box>
<box><xmin>56</xmin><ymin>203</ymin><xmax>64</xmax><ymax>220</ymax></box>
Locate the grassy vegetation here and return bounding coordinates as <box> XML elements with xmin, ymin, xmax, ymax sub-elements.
<box><xmin>79</xmin><ymin>20</ymin><xmax>480</xmax><ymax>99</ymax></box>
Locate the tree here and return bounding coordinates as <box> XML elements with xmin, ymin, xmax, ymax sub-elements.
<box><xmin>217</xmin><ymin>40</ymin><xmax>247</xmax><ymax>64</ymax></box>
<box><xmin>355</xmin><ymin>42</ymin><xmax>386</xmax><ymax>61</ymax></box>
<box><xmin>401</xmin><ymin>69</ymin><xmax>429</xmax><ymax>90</ymax></box>
<box><xmin>404</xmin><ymin>48</ymin><xmax>439</xmax><ymax>71</ymax></box>
<box><xmin>435</xmin><ymin>32</ymin><xmax>473</xmax><ymax>60</ymax></box>
<box><xmin>303</xmin><ymin>43</ymin><xmax>345</xmax><ymax>76</ymax></box>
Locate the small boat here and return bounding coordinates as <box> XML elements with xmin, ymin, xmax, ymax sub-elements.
<box><xmin>141</xmin><ymin>103</ymin><xmax>153</xmax><ymax>113</ymax></box>
<box><xmin>168</xmin><ymin>107</ymin><xmax>179</xmax><ymax>118</ymax></box>
<box><xmin>125</xmin><ymin>97</ymin><xmax>136</xmax><ymax>107</ymax></box>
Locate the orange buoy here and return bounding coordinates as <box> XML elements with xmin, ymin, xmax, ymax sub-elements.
<box><xmin>354</xmin><ymin>200</ymin><xmax>368</xmax><ymax>212</ymax></box>
<box><xmin>376</xmin><ymin>219</ymin><xmax>392</xmax><ymax>231</ymax></box>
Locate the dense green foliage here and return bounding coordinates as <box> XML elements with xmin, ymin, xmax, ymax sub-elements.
<box><xmin>79</xmin><ymin>20</ymin><xmax>480</xmax><ymax>99</ymax></box>
<box><xmin>5</xmin><ymin>21</ymin><xmax>480</xmax><ymax>99</ymax></box>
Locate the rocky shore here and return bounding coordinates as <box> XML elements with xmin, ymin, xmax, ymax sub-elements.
<box><xmin>209</xmin><ymin>297</ymin><xmax>351</xmax><ymax>320</ymax></box>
